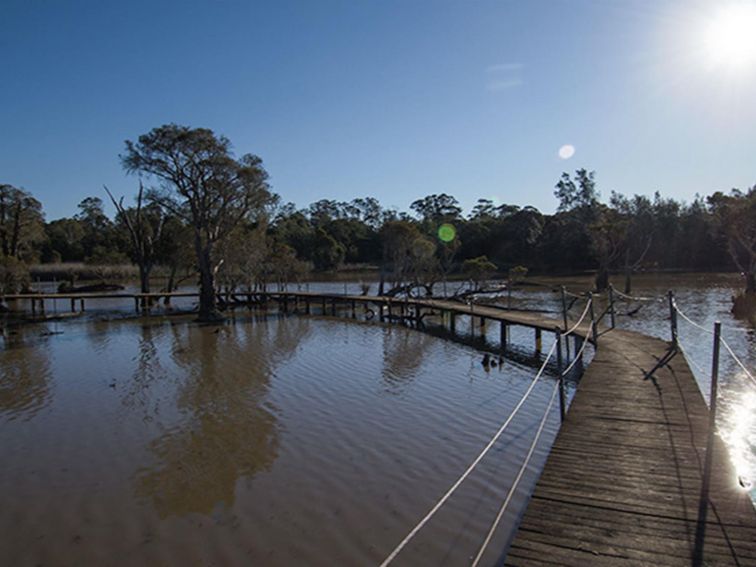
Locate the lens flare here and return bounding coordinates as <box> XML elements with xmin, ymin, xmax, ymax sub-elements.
<box><xmin>558</xmin><ymin>144</ymin><xmax>575</xmax><ymax>160</ymax></box>
<box><xmin>438</xmin><ymin>223</ymin><xmax>456</xmax><ymax>243</ymax></box>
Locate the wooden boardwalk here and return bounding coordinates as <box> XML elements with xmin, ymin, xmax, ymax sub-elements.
<box><xmin>506</xmin><ymin>329</ymin><xmax>756</xmax><ymax>566</ymax></box>
<box><xmin>4</xmin><ymin>289</ymin><xmax>756</xmax><ymax>565</ymax></box>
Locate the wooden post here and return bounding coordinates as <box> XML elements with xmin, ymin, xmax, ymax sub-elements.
<box><xmin>479</xmin><ymin>317</ymin><xmax>486</xmax><ymax>328</ymax></box>
<box><xmin>80</xmin><ymin>299</ymin><xmax>85</xmax><ymax>312</ymax></box>
<box><xmin>134</xmin><ymin>297</ymin><xmax>140</xmax><ymax>313</ymax></box>
<box><xmin>449</xmin><ymin>311</ymin><xmax>455</xmax><ymax>333</ymax></box>
<box><xmin>500</xmin><ymin>321</ymin><xmax>508</xmax><ymax>350</ymax></box>
<box><xmin>321</xmin><ymin>297</ymin><xmax>326</xmax><ymax>315</ymax></box>
<box><xmin>71</xmin><ymin>298</ymin><xmax>77</xmax><ymax>313</ymax></box>
<box><xmin>351</xmin><ymin>300</ymin><xmax>356</xmax><ymax>319</ymax></box>
<box><xmin>693</xmin><ymin>321</ymin><xmax>721</xmax><ymax>565</ymax></box>
<box><xmin>39</xmin><ymin>298</ymin><xmax>45</xmax><ymax>314</ymax></box>
<box><xmin>588</xmin><ymin>292</ymin><xmax>597</xmax><ymax>347</ymax></box>
<box><xmin>31</xmin><ymin>298</ymin><xmax>36</xmax><ymax>316</ymax></box>
<box><xmin>608</xmin><ymin>284</ymin><xmax>616</xmax><ymax>329</ymax></box>
<box><xmin>535</xmin><ymin>328</ymin><xmax>542</xmax><ymax>353</ymax></box>
<box><xmin>387</xmin><ymin>300</ymin><xmax>392</xmax><ymax>320</ymax></box>
<box><xmin>331</xmin><ymin>298</ymin><xmax>336</xmax><ymax>316</ymax></box>
<box><xmin>561</xmin><ymin>286</ymin><xmax>569</xmax><ymax>331</ymax></box>
<box><xmin>305</xmin><ymin>298</ymin><xmax>310</xmax><ymax>315</ymax></box>
<box><xmin>668</xmin><ymin>290</ymin><xmax>678</xmax><ymax>347</ymax></box>
<box><xmin>557</xmin><ymin>330</ymin><xmax>566</xmax><ymax>422</ymax></box>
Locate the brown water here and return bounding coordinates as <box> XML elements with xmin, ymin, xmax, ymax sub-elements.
<box><xmin>0</xmin><ymin>313</ymin><xmax>561</xmax><ymax>566</ymax></box>
<box><xmin>2</xmin><ymin>272</ymin><xmax>754</xmax><ymax>566</ymax></box>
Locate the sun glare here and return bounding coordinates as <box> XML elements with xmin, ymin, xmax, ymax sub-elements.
<box><xmin>704</xmin><ymin>3</ymin><xmax>756</xmax><ymax>68</ymax></box>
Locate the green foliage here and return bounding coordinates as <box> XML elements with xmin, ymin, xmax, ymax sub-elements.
<box><xmin>708</xmin><ymin>187</ymin><xmax>756</xmax><ymax>294</ymax></box>
<box><xmin>312</xmin><ymin>228</ymin><xmax>345</xmax><ymax>271</ymax></box>
<box><xmin>508</xmin><ymin>265</ymin><xmax>528</xmax><ymax>283</ymax></box>
<box><xmin>0</xmin><ymin>184</ymin><xmax>45</xmax><ymax>261</ymax></box>
<box><xmin>463</xmin><ymin>255</ymin><xmax>497</xmax><ymax>287</ymax></box>
<box><xmin>122</xmin><ymin>123</ymin><xmax>274</xmax><ymax>319</ymax></box>
<box><xmin>0</xmin><ymin>255</ymin><xmax>31</xmax><ymax>294</ymax></box>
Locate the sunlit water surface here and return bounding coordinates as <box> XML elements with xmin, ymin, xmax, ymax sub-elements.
<box><xmin>0</xmin><ymin>313</ymin><xmax>561</xmax><ymax>566</ymax></box>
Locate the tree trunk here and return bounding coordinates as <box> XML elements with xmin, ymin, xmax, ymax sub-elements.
<box><xmin>595</xmin><ymin>266</ymin><xmax>610</xmax><ymax>292</ymax></box>
<box><xmin>139</xmin><ymin>265</ymin><xmax>151</xmax><ymax>294</ymax></box>
<box><xmin>747</xmin><ymin>271</ymin><xmax>755</xmax><ymax>294</ymax></box>
<box><xmin>195</xmin><ymin>233</ymin><xmax>223</xmax><ymax>322</ymax></box>
<box><xmin>624</xmin><ymin>266</ymin><xmax>632</xmax><ymax>294</ymax></box>
<box><xmin>138</xmin><ymin>264</ymin><xmax>151</xmax><ymax>309</ymax></box>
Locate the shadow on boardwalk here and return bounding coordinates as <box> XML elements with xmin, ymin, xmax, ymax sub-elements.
<box><xmin>505</xmin><ymin>329</ymin><xmax>756</xmax><ymax>566</ymax></box>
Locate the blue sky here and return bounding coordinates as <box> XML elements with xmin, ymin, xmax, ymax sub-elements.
<box><xmin>2</xmin><ymin>0</ymin><xmax>755</xmax><ymax>220</ymax></box>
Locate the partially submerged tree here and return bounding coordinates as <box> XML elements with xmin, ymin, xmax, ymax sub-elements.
<box><xmin>709</xmin><ymin>187</ymin><xmax>756</xmax><ymax>295</ymax></box>
<box><xmin>609</xmin><ymin>192</ymin><xmax>654</xmax><ymax>293</ymax></box>
<box><xmin>105</xmin><ymin>183</ymin><xmax>169</xmax><ymax>295</ymax></box>
<box><xmin>463</xmin><ymin>255</ymin><xmax>497</xmax><ymax>291</ymax></box>
<box><xmin>122</xmin><ymin>124</ymin><xmax>273</xmax><ymax>321</ymax></box>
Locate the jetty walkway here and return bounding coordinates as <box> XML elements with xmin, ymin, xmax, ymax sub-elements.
<box><xmin>505</xmin><ymin>327</ymin><xmax>756</xmax><ymax>566</ymax></box>
<box><xmin>2</xmin><ymin>288</ymin><xmax>756</xmax><ymax>565</ymax></box>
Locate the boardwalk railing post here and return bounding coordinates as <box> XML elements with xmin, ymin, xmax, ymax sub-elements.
<box><xmin>693</xmin><ymin>321</ymin><xmax>721</xmax><ymax>566</ymax></box>
<box><xmin>556</xmin><ymin>329</ymin><xmax>566</xmax><ymax>422</ymax></box>
<box><xmin>561</xmin><ymin>286</ymin><xmax>569</xmax><ymax>331</ymax></box>
<box><xmin>588</xmin><ymin>292</ymin><xmax>598</xmax><ymax>347</ymax></box>
<box><xmin>608</xmin><ymin>284</ymin><xmax>616</xmax><ymax>329</ymax></box>
<box><xmin>667</xmin><ymin>290</ymin><xmax>678</xmax><ymax>347</ymax></box>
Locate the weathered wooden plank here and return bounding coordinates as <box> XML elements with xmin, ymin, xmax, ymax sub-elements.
<box><xmin>505</xmin><ymin>328</ymin><xmax>756</xmax><ymax>566</ymax></box>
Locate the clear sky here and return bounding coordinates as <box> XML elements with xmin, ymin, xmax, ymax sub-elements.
<box><xmin>2</xmin><ymin>0</ymin><xmax>755</xmax><ymax>220</ymax></box>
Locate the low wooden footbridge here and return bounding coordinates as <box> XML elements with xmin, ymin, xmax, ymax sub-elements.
<box><xmin>2</xmin><ymin>288</ymin><xmax>756</xmax><ymax>565</ymax></box>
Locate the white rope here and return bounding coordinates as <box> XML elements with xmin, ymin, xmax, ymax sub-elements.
<box><xmin>379</xmin><ymin>340</ymin><xmax>558</xmax><ymax>567</ymax></box>
<box><xmin>720</xmin><ymin>337</ymin><xmax>756</xmax><ymax>389</ymax></box>
<box><xmin>563</xmin><ymin>297</ymin><xmax>593</xmax><ymax>337</ymax></box>
<box><xmin>470</xmin><ymin>380</ymin><xmax>559</xmax><ymax>567</ymax></box>
<box><xmin>674</xmin><ymin>302</ymin><xmax>714</xmax><ymax>334</ymax></box>
<box><xmin>673</xmin><ymin>302</ymin><xmax>756</xmax><ymax>388</ymax></box>
<box><xmin>677</xmin><ymin>337</ymin><xmax>708</xmax><ymax>376</ymax></box>
<box><xmin>674</xmin><ymin>300</ymin><xmax>753</xmax><ymax>334</ymax></box>
<box><xmin>560</xmin><ymin>326</ymin><xmax>594</xmax><ymax>376</ymax></box>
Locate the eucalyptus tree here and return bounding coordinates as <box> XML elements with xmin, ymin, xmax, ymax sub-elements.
<box><xmin>105</xmin><ymin>183</ymin><xmax>171</xmax><ymax>295</ymax></box>
<box><xmin>0</xmin><ymin>184</ymin><xmax>45</xmax><ymax>260</ymax></box>
<box><xmin>122</xmin><ymin>124</ymin><xmax>273</xmax><ymax>321</ymax></box>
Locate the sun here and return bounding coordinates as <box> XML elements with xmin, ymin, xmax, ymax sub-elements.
<box><xmin>704</xmin><ymin>3</ymin><xmax>756</xmax><ymax>68</ymax></box>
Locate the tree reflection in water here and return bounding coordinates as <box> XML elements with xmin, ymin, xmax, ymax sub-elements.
<box><xmin>381</xmin><ymin>325</ymin><xmax>435</xmax><ymax>392</ymax></box>
<box><xmin>0</xmin><ymin>334</ymin><xmax>52</xmax><ymax>421</ymax></box>
<box><xmin>133</xmin><ymin>315</ymin><xmax>310</xmax><ymax>518</ymax></box>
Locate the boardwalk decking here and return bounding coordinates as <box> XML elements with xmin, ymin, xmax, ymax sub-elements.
<box><xmin>506</xmin><ymin>329</ymin><xmax>756</xmax><ymax>566</ymax></box>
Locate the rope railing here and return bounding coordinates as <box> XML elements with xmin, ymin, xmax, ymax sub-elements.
<box><xmin>470</xmin><ymin>379</ymin><xmax>559</xmax><ymax>566</ymax></box>
<box><xmin>612</xmin><ymin>288</ymin><xmax>662</xmax><ymax>302</ymax></box>
<box><xmin>470</xmin><ymin>322</ymin><xmax>594</xmax><ymax>564</ymax></box>
<box><xmin>560</xmin><ymin>327</ymin><xmax>593</xmax><ymax>377</ymax></box>
<box><xmin>563</xmin><ymin>297</ymin><xmax>593</xmax><ymax>337</ymax></box>
<box><xmin>672</xmin><ymin>300</ymin><xmax>756</xmax><ymax>389</ymax></box>
<box><xmin>378</xmin><ymin>340</ymin><xmax>558</xmax><ymax>567</ymax></box>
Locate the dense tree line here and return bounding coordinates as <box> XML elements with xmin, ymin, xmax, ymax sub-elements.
<box><xmin>1</xmin><ymin>125</ymin><xmax>754</xmax><ymax>320</ymax></box>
